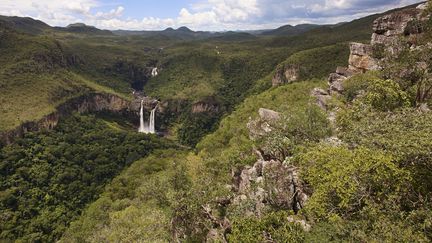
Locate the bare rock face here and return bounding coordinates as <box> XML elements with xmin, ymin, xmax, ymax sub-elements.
<box><xmin>247</xmin><ymin>108</ymin><xmax>281</xmax><ymax>140</ymax></box>
<box><xmin>371</xmin><ymin>7</ymin><xmax>426</xmax><ymax>54</ymax></box>
<box><xmin>1</xmin><ymin>93</ymin><xmax>130</xmax><ymax>145</ymax></box>
<box><xmin>131</xmin><ymin>92</ymin><xmax>158</xmax><ymax>111</ymax></box>
<box><xmin>311</xmin><ymin>88</ymin><xmax>331</xmax><ymax>110</ymax></box>
<box><xmin>348</xmin><ymin>42</ymin><xmax>379</xmax><ymax>72</ymax></box>
<box><xmin>232</xmin><ymin>159</ymin><xmax>308</xmax><ymax>216</ymax></box>
<box><xmin>191</xmin><ymin>101</ymin><xmax>220</xmax><ymax>114</ymax></box>
<box><xmin>272</xmin><ymin>64</ymin><xmax>300</xmax><ymax>87</ymax></box>
<box><xmin>324</xmin><ymin>4</ymin><xmax>429</xmax><ymax>96</ymax></box>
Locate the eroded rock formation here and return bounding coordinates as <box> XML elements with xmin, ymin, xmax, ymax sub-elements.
<box><xmin>191</xmin><ymin>97</ymin><xmax>221</xmax><ymax>114</ymax></box>
<box><xmin>326</xmin><ymin>4</ymin><xmax>428</xmax><ymax>95</ymax></box>
<box><xmin>272</xmin><ymin>64</ymin><xmax>300</xmax><ymax>87</ymax></box>
<box><xmin>371</xmin><ymin>5</ymin><xmax>428</xmax><ymax>53</ymax></box>
<box><xmin>232</xmin><ymin>158</ymin><xmax>308</xmax><ymax>216</ymax></box>
<box><xmin>348</xmin><ymin>42</ymin><xmax>380</xmax><ymax>72</ymax></box>
<box><xmin>0</xmin><ymin>93</ymin><xmax>130</xmax><ymax>145</ymax></box>
<box><xmin>247</xmin><ymin>108</ymin><xmax>281</xmax><ymax>140</ymax></box>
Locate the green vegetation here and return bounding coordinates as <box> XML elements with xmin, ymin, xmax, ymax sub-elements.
<box><xmin>61</xmin><ymin>149</ymin><xmax>188</xmax><ymax>242</ymax></box>
<box><xmin>2</xmin><ymin>3</ymin><xmax>432</xmax><ymax>242</ymax></box>
<box><xmin>0</xmin><ymin>27</ymin><xmax>131</xmax><ymax>132</ymax></box>
<box><xmin>228</xmin><ymin>211</ymin><xmax>305</xmax><ymax>242</ymax></box>
<box><xmin>279</xmin><ymin>43</ymin><xmax>349</xmax><ymax>80</ymax></box>
<box><xmin>0</xmin><ymin>114</ymin><xmax>175</xmax><ymax>242</ymax></box>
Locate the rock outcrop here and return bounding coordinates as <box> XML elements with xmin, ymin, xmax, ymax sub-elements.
<box><xmin>241</xmin><ymin>108</ymin><xmax>308</xmax><ymax>215</ymax></box>
<box><xmin>272</xmin><ymin>64</ymin><xmax>300</xmax><ymax>87</ymax></box>
<box><xmin>0</xmin><ymin>93</ymin><xmax>130</xmax><ymax>145</ymax></box>
<box><xmin>131</xmin><ymin>93</ymin><xmax>159</xmax><ymax>111</ymax></box>
<box><xmin>232</xmin><ymin>157</ymin><xmax>309</xmax><ymax>217</ymax></box>
<box><xmin>327</xmin><ymin>42</ymin><xmax>378</xmax><ymax>94</ymax></box>
<box><xmin>348</xmin><ymin>42</ymin><xmax>380</xmax><ymax>72</ymax></box>
<box><xmin>191</xmin><ymin>102</ymin><xmax>220</xmax><ymax>113</ymax></box>
<box><xmin>191</xmin><ymin>97</ymin><xmax>221</xmax><ymax>114</ymax></box>
<box><xmin>371</xmin><ymin>5</ymin><xmax>427</xmax><ymax>53</ymax></box>
<box><xmin>326</xmin><ymin>4</ymin><xmax>428</xmax><ymax>95</ymax></box>
<box><xmin>247</xmin><ymin>108</ymin><xmax>281</xmax><ymax>140</ymax></box>
<box><xmin>311</xmin><ymin>88</ymin><xmax>331</xmax><ymax>110</ymax></box>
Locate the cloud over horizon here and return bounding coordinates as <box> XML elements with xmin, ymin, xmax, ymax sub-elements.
<box><xmin>0</xmin><ymin>0</ymin><xmax>422</xmax><ymax>31</ymax></box>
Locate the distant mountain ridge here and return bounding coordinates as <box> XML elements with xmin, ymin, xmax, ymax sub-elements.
<box><xmin>54</xmin><ymin>23</ymin><xmax>113</xmax><ymax>35</ymax></box>
<box><xmin>261</xmin><ymin>24</ymin><xmax>323</xmax><ymax>36</ymax></box>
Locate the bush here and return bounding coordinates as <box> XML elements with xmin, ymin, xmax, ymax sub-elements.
<box><xmin>342</xmin><ymin>72</ymin><xmax>380</xmax><ymax>102</ymax></box>
<box><xmin>258</xmin><ymin>105</ymin><xmax>331</xmax><ymax>161</ymax></box>
<box><xmin>228</xmin><ymin>211</ymin><xmax>305</xmax><ymax>243</ymax></box>
<box><xmin>362</xmin><ymin>78</ymin><xmax>410</xmax><ymax>111</ymax></box>
<box><xmin>298</xmin><ymin>145</ymin><xmax>410</xmax><ymax>220</ymax></box>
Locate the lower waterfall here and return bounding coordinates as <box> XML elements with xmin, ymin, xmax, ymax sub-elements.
<box><xmin>138</xmin><ymin>100</ymin><xmax>156</xmax><ymax>134</ymax></box>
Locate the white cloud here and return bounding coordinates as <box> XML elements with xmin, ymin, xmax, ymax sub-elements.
<box><xmin>95</xmin><ymin>6</ymin><xmax>124</xmax><ymax>20</ymax></box>
<box><xmin>0</xmin><ymin>0</ymin><xmax>424</xmax><ymax>31</ymax></box>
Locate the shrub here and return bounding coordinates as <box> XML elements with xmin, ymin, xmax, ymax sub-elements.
<box><xmin>362</xmin><ymin>78</ymin><xmax>410</xmax><ymax>111</ymax></box>
<box><xmin>298</xmin><ymin>145</ymin><xmax>411</xmax><ymax>220</ymax></box>
<box><xmin>228</xmin><ymin>211</ymin><xmax>305</xmax><ymax>243</ymax></box>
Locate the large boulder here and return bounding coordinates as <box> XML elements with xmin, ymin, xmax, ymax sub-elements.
<box><xmin>328</xmin><ymin>73</ymin><xmax>347</xmax><ymax>94</ymax></box>
<box><xmin>247</xmin><ymin>108</ymin><xmax>281</xmax><ymax>140</ymax></box>
<box><xmin>258</xmin><ymin>108</ymin><xmax>281</xmax><ymax>122</ymax></box>
<box><xmin>311</xmin><ymin>88</ymin><xmax>331</xmax><ymax>110</ymax></box>
<box><xmin>348</xmin><ymin>42</ymin><xmax>379</xmax><ymax>72</ymax></box>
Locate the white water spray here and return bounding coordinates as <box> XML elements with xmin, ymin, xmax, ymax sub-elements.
<box><xmin>138</xmin><ymin>100</ymin><xmax>157</xmax><ymax>134</ymax></box>
<box><xmin>151</xmin><ymin>67</ymin><xmax>158</xmax><ymax>77</ymax></box>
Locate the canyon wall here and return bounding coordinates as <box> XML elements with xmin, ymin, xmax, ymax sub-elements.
<box><xmin>0</xmin><ymin>93</ymin><xmax>130</xmax><ymax>145</ymax></box>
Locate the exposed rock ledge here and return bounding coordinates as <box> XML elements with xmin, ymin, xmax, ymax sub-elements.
<box><xmin>272</xmin><ymin>64</ymin><xmax>300</xmax><ymax>87</ymax></box>
<box><xmin>0</xmin><ymin>93</ymin><xmax>130</xmax><ymax>145</ymax></box>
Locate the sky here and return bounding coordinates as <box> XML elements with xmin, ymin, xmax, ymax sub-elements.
<box><xmin>0</xmin><ymin>0</ymin><xmax>423</xmax><ymax>31</ymax></box>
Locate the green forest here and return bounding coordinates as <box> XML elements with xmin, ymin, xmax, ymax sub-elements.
<box><xmin>1</xmin><ymin>1</ymin><xmax>432</xmax><ymax>242</ymax></box>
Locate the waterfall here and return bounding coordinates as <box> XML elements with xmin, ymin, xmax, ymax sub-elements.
<box><xmin>148</xmin><ymin>107</ymin><xmax>156</xmax><ymax>134</ymax></box>
<box><xmin>138</xmin><ymin>100</ymin><xmax>156</xmax><ymax>134</ymax></box>
<box><xmin>138</xmin><ymin>100</ymin><xmax>146</xmax><ymax>133</ymax></box>
<box><xmin>151</xmin><ymin>67</ymin><xmax>158</xmax><ymax>77</ymax></box>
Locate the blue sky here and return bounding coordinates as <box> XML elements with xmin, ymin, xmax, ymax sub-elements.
<box><xmin>0</xmin><ymin>0</ymin><xmax>423</xmax><ymax>30</ymax></box>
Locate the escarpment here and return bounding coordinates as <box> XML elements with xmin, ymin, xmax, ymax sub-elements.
<box><xmin>197</xmin><ymin>4</ymin><xmax>431</xmax><ymax>242</ymax></box>
<box><xmin>327</xmin><ymin>3</ymin><xmax>428</xmax><ymax>96</ymax></box>
<box><xmin>0</xmin><ymin>93</ymin><xmax>130</xmax><ymax>145</ymax></box>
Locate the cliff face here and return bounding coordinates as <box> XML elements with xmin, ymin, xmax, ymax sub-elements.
<box><xmin>326</xmin><ymin>3</ymin><xmax>428</xmax><ymax>95</ymax></box>
<box><xmin>371</xmin><ymin>6</ymin><xmax>427</xmax><ymax>53</ymax></box>
<box><xmin>272</xmin><ymin>64</ymin><xmax>300</xmax><ymax>87</ymax></box>
<box><xmin>0</xmin><ymin>93</ymin><xmax>130</xmax><ymax>145</ymax></box>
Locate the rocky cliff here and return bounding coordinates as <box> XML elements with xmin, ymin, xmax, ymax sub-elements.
<box><xmin>371</xmin><ymin>5</ymin><xmax>428</xmax><ymax>53</ymax></box>
<box><xmin>326</xmin><ymin>3</ymin><xmax>428</xmax><ymax>95</ymax></box>
<box><xmin>0</xmin><ymin>93</ymin><xmax>130</xmax><ymax>145</ymax></box>
<box><xmin>201</xmin><ymin>4</ymin><xmax>431</xmax><ymax>242</ymax></box>
<box><xmin>272</xmin><ymin>64</ymin><xmax>300</xmax><ymax>87</ymax></box>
